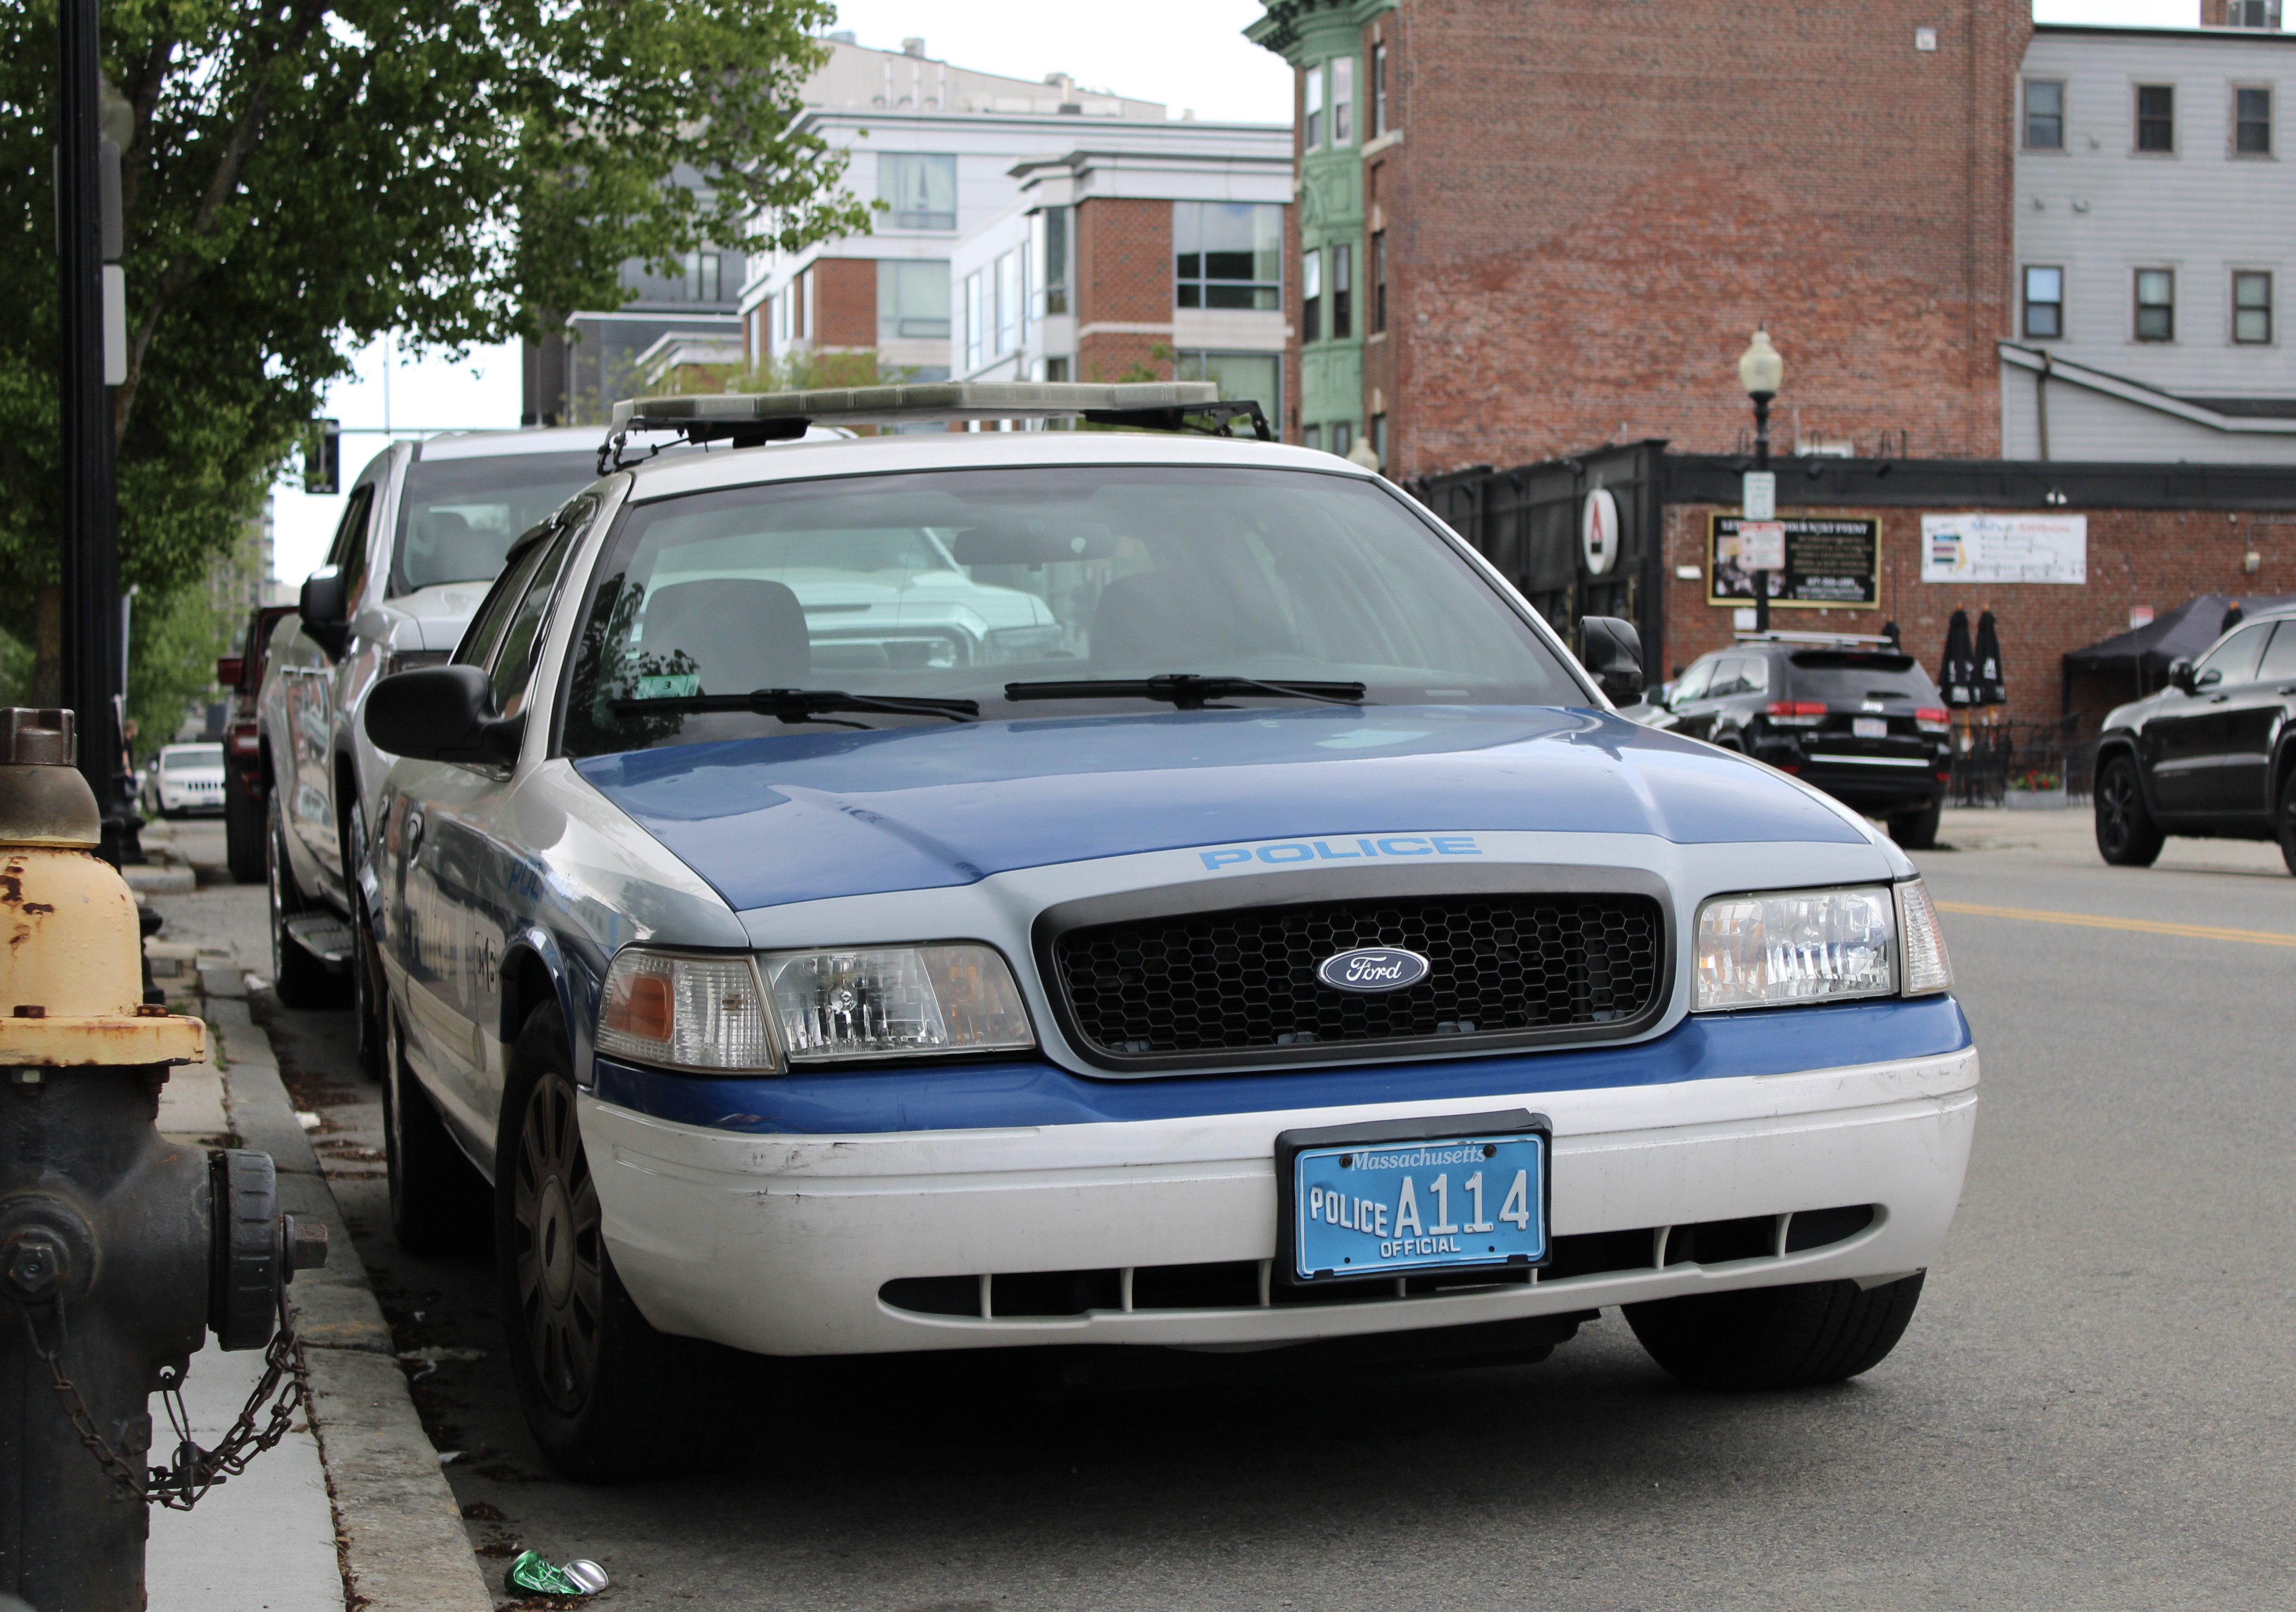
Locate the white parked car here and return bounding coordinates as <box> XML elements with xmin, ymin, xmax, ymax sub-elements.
<box><xmin>152</xmin><ymin>742</ymin><xmax>226</xmax><ymax>817</ymax></box>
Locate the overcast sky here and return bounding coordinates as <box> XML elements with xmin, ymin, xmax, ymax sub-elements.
<box><xmin>269</xmin><ymin>0</ymin><xmax>2248</xmax><ymax>584</ymax></box>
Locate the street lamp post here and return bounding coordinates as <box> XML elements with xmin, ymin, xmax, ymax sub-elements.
<box><xmin>1737</xmin><ymin>329</ymin><xmax>1783</xmax><ymax>634</ymax></box>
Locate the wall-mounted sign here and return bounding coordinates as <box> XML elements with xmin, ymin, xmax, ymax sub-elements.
<box><xmin>1920</xmin><ymin>513</ymin><xmax>2087</xmax><ymax>584</ymax></box>
<box><xmin>1707</xmin><ymin>515</ymin><xmax>1880</xmax><ymax>609</ymax></box>
<box><xmin>1581</xmin><ymin>488</ymin><xmax>1621</xmax><ymax>575</ymax></box>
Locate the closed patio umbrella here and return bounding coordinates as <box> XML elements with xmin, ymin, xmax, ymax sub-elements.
<box><xmin>1972</xmin><ymin>608</ymin><xmax>2007</xmax><ymax>707</ymax></box>
<box><xmin>1939</xmin><ymin>608</ymin><xmax>1976</xmax><ymax>708</ymax></box>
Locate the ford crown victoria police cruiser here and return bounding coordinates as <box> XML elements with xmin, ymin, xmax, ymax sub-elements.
<box><xmin>360</xmin><ymin>383</ymin><xmax>1973</xmax><ymax>1480</ymax></box>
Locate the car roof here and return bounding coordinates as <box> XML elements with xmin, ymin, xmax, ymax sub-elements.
<box><xmin>615</xmin><ymin>428</ymin><xmax>1381</xmax><ymax>504</ymax></box>
<box><xmin>414</xmin><ymin>425</ymin><xmax>603</xmax><ymax>462</ymax></box>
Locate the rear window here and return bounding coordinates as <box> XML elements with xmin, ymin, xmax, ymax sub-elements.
<box><xmin>391</xmin><ymin>451</ymin><xmax>599</xmax><ymax>594</ymax></box>
<box><xmin>1786</xmin><ymin>651</ymin><xmax>1940</xmax><ymax>704</ymax></box>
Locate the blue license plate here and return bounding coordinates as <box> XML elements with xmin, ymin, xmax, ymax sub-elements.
<box><xmin>1287</xmin><ymin>1122</ymin><xmax>1549</xmax><ymax>1282</ymax></box>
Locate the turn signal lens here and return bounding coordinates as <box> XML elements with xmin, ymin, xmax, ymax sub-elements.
<box><xmin>596</xmin><ymin>949</ymin><xmax>781</xmax><ymax>1072</ymax></box>
<box><xmin>1895</xmin><ymin>878</ymin><xmax>1954</xmax><ymax>995</ymax></box>
<box><xmin>1694</xmin><ymin>886</ymin><xmax>1897</xmax><ymax>1011</ymax></box>
<box><xmin>1915</xmin><ymin>706</ymin><xmax>1950</xmax><ymax>733</ymax></box>
<box><xmin>1764</xmin><ymin>700</ymin><xmax>1827</xmax><ymax>727</ymax></box>
<box><xmin>759</xmin><ymin>944</ymin><xmax>1034</xmax><ymax>1064</ymax></box>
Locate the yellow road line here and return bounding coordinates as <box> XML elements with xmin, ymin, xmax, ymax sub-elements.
<box><xmin>1933</xmin><ymin>900</ymin><xmax>2296</xmax><ymax>948</ymax></box>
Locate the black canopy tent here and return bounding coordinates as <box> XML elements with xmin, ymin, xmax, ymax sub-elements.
<box><xmin>2060</xmin><ymin>592</ymin><xmax>2296</xmax><ymax>712</ymax></box>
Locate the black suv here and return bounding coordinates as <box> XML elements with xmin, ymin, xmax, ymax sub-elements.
<box><xmin>1642</xmin><ymin>633</ymin><xmax>1953</xmax><ymax>847</ymax></box>
<box><xmin>2093</xmin><ymin>604</ymin><xmax>2296</xmax><ymax>873</ymax></box>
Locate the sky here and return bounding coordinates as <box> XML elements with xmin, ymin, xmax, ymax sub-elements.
<box><xmin>268</xmin><ymin>0</ymin><xmax>2234</xmax><ymax>585</ymax></box>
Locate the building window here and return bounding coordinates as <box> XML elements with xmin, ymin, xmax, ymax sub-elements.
<box><xmin>879</xmin><ymin>153</ymin><xmax>958</xmax><ymax>230</ymax></box>
<box><xmin>2024</xmin><ymin>265</ymin><xmax>2063</xmax><ymax>338</ymax></box>
<box><xmin>1371</xmin><ymin>231</ymin><xmax>1387</xmax><ymax>333</ymax></box>
<box><xmin>1174</xmin><ymin>202</ymin><xmax>1283</xmax><ymax>310</ymax></box>
<box><xmin>684</xmin><ymin>251</ymin><xmax>722</xmax><ymax>302</ymax></box>
<box><xmin>877</xmin><ymin>259</ymin><xmax>951</xmax><ymax>343</ymax></box>
<box><xmin>1031</xmin><ymin>207</ymin><xmax>1071</xmax><ymax>319</ymax></box>
<box><xmin>2235</xmin><ymin>270</ymin><xmax>2274</xmax><ymax>342</ymax></box>
<box><xmin>2024</xmin><ymin>80</ymin><xmax>2064</xmax><ymax>149</ymax></box>
<box><xmin>1303</xmin><ymin>424</ymin><xmax>1321</xmax><ymax>451</ymax></box>
<box><xmin>1331</xmin><ymin>421</ymin><xmax>1353</xmax><ymax>460</ymax></box>
<box><xmin>2227</xmin><ymin>0</ymin><xmax>2281</xmax><ymax>27</ymax></box>
<box><xmin>1370</xmin><ymin>412</ymin><xmax>1387</xmax><ymax>468</ymax></box>
<box><xmin>1330</xmin><ymin>242</ymin><xmax>1353</xmax><ymax>338</ymax></box>
<box><xmin>1372</xmin><ymin>42</ymin><xmax>1388</xmax><ymax>137</ymax></box>
<box><xmin>963</xmin><ymin>271</ymin><xmax>984</xmax><ymax>369</ymax></box>
<box><xmin>1045</xmin><ymin>356</ymin><xmax>1070</xmax><ymax>383</ymax></box>
<box><xmin>1304</xmin><ymin>66</ymin><xmax>1324</xmax><ymax>148</ymax></box>
<box><xmin>1302</xmin><ymin>248</ymin><xmax>1321</xmax><ymax>342</ymax></box>
<box><xmin>1330</xmin><ymin>55</ymin><xmax>1355</xmax><ymax>145</ymax></box>
<box><xmin>2136</xmin><ymin>84</ymin><xmax>2175</xmax><ymax>152</ymax></box>
<box><xmin>2135</xmin><ymin>269</ymin><xmax>2175</xmax><ymax>341</ymax></box>
<box><xmin>1175</xmin><ymin>351</ymin><xmax>1280</xmax><ymax>429</ymax></box>
<box><xmin>996</xmin><ymin>251</ymin><xmax>1021</xmax><ymax>356</ymax></box>
<box><xmin>2235</xmin><ymin>86</ymin><xmax>2273</xmax><ymax>154</ymax></box>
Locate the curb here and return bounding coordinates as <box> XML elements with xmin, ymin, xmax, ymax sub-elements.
<box><xmin>201</xmin><ymin>969</ymin><xmax>492</xmax><ymax>1612</ymax></box>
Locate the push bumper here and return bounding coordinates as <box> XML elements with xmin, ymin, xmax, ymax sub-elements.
<box><xmin>585</xmin><ymin>1043</ymin><xmax>1978</xmax><ymax>1357</ymax></box>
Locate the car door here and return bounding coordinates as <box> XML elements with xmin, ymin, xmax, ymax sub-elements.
<box><xmin>286</xmin><ymin>482</ymin><xmax>377</xmax><ymax>878</ymax></box>
<box><xmin>2216</xmin><ymin>620</ymin><xmax>2296</xmax><ymax>817</ymax></box>
<box><xmin>2148</xmin><ymin>621</ymin><xmax>2272</xmax><ymax>816</ymax></box>
<box><xmin>398</xmin><ymin>516</ymin><xmax>588</xmax><ymax>1156</ymax></box>
<box><xmin>1661</xmin><ymin>656</ymin><xmax>1719</xmax><ymax>738</ymax></box>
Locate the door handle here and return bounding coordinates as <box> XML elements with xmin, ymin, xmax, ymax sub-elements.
<box><xmin>2210</xmin><ymin>694</ymin><xmax>2230</xmax><ymax>704</ymax></box>
<box><xmin>2278</xmin><ymin>685</ymin><xmax>2296</xmax><ymax>696</ymax></box>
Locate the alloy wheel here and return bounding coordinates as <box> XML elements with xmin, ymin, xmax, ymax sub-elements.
<box><xmin>2098</xmin><ymin>765</ymin><xmax>2136</xmax><ymax>854</ymax></box>
<box><xmin>513</xmin><ymin>1069</ymin><xmax>602</xmax><ymax>1415</ymax></box>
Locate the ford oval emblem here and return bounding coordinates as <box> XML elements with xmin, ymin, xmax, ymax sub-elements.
<box><xmin>1316</xmin><ymin>946</ymin><xmax>1432</xmax><ymax>994</ymax></box>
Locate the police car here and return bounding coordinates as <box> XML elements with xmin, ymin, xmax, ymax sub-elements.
<box><xmin>359</xmin><ymin>383</ymin><xmax>1974</xmax><ymax>1480</ymax></box>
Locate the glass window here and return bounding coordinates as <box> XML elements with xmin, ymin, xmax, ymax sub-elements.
<box><xmin>1175</xmin><ymin>202</ymin><xmax>1282</xmax><ymax>310</ymax></box>
<box><xmin>2257</xmin><ymin>619</ymin><xmax>2296</xmax><ymax>680</ymax></box>
<box><xmin>1786</xmin><ymin>651</ymin><xmax>1939</xmax><ymax>704</ymax></box>
<box><xmin>2235</xmin><ymin>86</ymin><xmax>2273</xmax><ymax>154</ymax></box>
<box><xmin>1372</xmin><ymin>42</ymin><xmax>1388</xmax><ymax>137</ymax></box>
<box><xmin>2195</xmin><ymin>620</ymin><xmax>2274</xmax><ymax>687</ymax></box>
<box><xmin>684</xmin><ymin>251</ymin><xmax>721</xmax><ymax>302</ymax></box>
<box><xmin>2235</xmin><ymin>271</ymin><xmax>2273</xmax><ymax>343</ymax></box>
<box><xmin>1331</xmin><ymin>242</ymin><xmax>1353</xmax><ymax>339</ymax></box>
<box><xmin>2025</xmin><ymin>81</ymin><xmax>2064</xmax><ymax>149</ymax></box>
<box><xmin>1372</xmin><ymin>231</ymin><xmax>1387</xmax><ymax>332</ymax></box>
<box><xmin>878</xmin><ymin>153</ymin><xmax>958</xmax><ymax>230</ymax></box>
<box><xmin>486</xmin><ymin>518</ymin><xmax>587</xmax><ymax>718</ymax></box>
<box><xmin>1302</xmin><ymin>248</ymin><xmax>1321</xmax><ymax>342</ymax></box>
<box><xmin>877</xmin><ymin>259</ymin><xmax>951</xmax><ymax>343</ymax></box>
<box><xmin>1304</xmin><ymin>66</ymin><xmax>1324</xmax><ymax>148</ymax></box>
<box><xmin>995</xmin><ymin>251</ymin><xmax>1020</xmax><ymax>356</ymax></box>
<box><xmin>1030</xmin><ymin>208</ymin><xmax>1070</xmax><ymax>319</ymax></box>
<box><xmin>1331</xmin><ymin>55</ymin><xmax>1355</xmax><ymax>145</ymax></box>
<box><xmin>390</xmin><ymin>453</ymin><xmax>598</xmax><ymax>595</ymax></box>
<box><xmin>1331</xmin><ymin>421</ymin><xmax>1353</xmax><ymax>459</ymax></box>
<box><xmin>1302</xmin><ymin>424</ymin><xmax>1321</xmax><ymax>451</ymax></box>
<box><xmin>1174</xmin><ymin>351</ymin><xmax>1280</xmax><ymax>428</ymax></box>
<box><xmin>556</xmin><ymin>466</ymin><xmax>1585</xmax><ymax>759</ymax></box>
<box><xmin>963</xmin><ymin>272</ymin><xmax>984</xmax><ymax>370</ymax></box>
<box><xmin>2024</xmin><ymin>265</ymin><xmax>2063</xmax><ymax>340</ymax></box>
<box><xmin>1370</xmin><ymin>412</ymin><xmax>1387</xmax><ymax>468</ymax></box>
<box><xmin>1667</xmin><ymin>657</ymin><xmax>1715</xmax><ymax>705</ymax></box>
<box><xmin>2136</xmin><ymin>84</ymin><xmax>2175</xmax><ymax>152</ymax></box>
<box><xmin>326</xmin><ymin>484</ymin><xmax>376</xmax><ymax>602</ymax></box>
<box><xmin>2135</xmin><ymin>269</ymin><xmax>2175</xmax><ymax>341</ymax></box>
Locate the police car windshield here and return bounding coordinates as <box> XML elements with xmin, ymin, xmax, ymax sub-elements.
<box><xmin>557</xmin><ymin>464</ymin><xmax>1580</xmax><ymax>756</ymax></box>
<box><xmin>391</xmin><ymin>451</ymin><xmax>600</xmax><ymax>594</ymax></box>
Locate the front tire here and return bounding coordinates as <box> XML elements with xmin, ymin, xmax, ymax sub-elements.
<box><xmin>497</xmin><ymin>1003</ymin><xmax>743</xmax><ymax>1482</ymax></box>
<box><xmin>2277</xmin><ymin>768</ymin><xmax>2296</xmax><ymax>878</ymax></box>
<box><xmin>267</xmin><ymin>796</ymin><xmax>348</xmax><ymax>1008</ymax></box>
<box><xmin>1625</xmin><ymin>1273</ymin><xmax>1926</xmax><ymax>1391</ymax></box>
<box><xmin>2094</xmin><ymin>755</ymin><xmax>2165</xmax><ymax>867</ymax></box>
<box><xmin>342</xmin><ymin>799</ymin><xmax>383</xmax><ymax>1079</ymax></box>
<box><xmin>383</xmin><ymin>1007</ymin><xmax>489</xmax><ymax>1256</ymax></box>
<box><xmin>1888</xmin><ymin>797</ymin><xmax>1942</xmax><ymax>851</ymax></box>
<box><xmin>224</xmin><ymin>772</ymin><xmax>266</xmax><ymax>884</ymax></box>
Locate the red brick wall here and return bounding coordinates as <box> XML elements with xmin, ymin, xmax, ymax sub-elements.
<box><xmin>811</xmin><ymin>257</ymin><xmax>876</xmax><ymax>349</ymax></box>
<box><xmin>1662</xmin><ymin>504</ymin><xmax>2288</xmax><ymax>730</ymax></box>
<box><xmin>1076</xmin><ymin>198</ymin><xmax>1175</xmax><ymax>383</ymax></box>
<box><xmin>1380</xmin><ymin>0</ymin><xmax>2029</xmax><ymax>483</ymax></box>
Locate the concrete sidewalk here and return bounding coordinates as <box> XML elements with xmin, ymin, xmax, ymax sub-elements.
<box><xmin>138</xmin><ymin>823</ymin><xmax>492</xmax><ymax>1612</ymax></box>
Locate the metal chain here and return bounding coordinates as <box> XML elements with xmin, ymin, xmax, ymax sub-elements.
<box><xmin>19</xmin><ymin>1284</ymin><xmax>306</xmax><ymax>1511</ymax></box>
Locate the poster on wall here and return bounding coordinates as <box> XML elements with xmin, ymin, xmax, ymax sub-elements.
<box><xmin>1920</xmin><ymin>513</ymin><xmax>2087</xmax><ymax>584</ymax></box>
<box><xmin>1706</xmin><ymin>515</ymin><xmax>1881</xmax><ymax>608</ymax></box>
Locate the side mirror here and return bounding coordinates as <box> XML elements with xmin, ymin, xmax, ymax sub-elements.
<box><xmin>216</xmin><ymin>655</ymin><xmax>244</xmax><ymax>690</ymax></box>
<box><xmin>364</xmin><ymin>666</ymin><xmax>524</xmax><ymax>767</ymax></box>
<box><xmin>1580</xmin><ymin>616</ymin><xmax>1645</xmax><ymax>706</ymax></box>
<box><xmin>2167</xmin><ymin>658</ymin><xmax>2197</xmax><ymax>694</ymax></box>
<box><xmin>299</xmin><ymin>567</ymin><xmax>350</xmax><ymax>660</ymax></box>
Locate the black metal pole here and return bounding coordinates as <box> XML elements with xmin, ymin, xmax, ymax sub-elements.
<box><xmin>1750</xmin><ymin>393</ymin><xmax>1772</xmax><ymax>634</ymax></box>
<box><xmin>55</xmin><ymin>0</ymin><xmax>138</xmax><ymax>869</ymax></box>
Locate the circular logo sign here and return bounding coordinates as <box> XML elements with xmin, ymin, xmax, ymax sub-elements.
<box><xmin>1316</xmin><ymin>946</ymin><xmax>1432</xmax><ymax>994</ymax></box>
<box><xmin>1581</xmin><ymin>487</ymin><xmax>1621</xmax><ymax>576</ymax></box>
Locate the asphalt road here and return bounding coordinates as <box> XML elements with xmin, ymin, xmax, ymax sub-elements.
<box><xmin>154</xmin><ymin>809</ymin><xmax>2296</xmax><ymax>1611</ymax></box>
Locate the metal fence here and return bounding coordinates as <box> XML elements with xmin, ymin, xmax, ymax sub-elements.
<box><xmin>1948</xmin><ymin>715</ymin><xmax>2094</xmax><ymax>807</ymax></box>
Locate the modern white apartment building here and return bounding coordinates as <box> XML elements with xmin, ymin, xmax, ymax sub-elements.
<box><xmin>2007</xmin><ymin>13</ymin><xmax>2296</xmax><ymax>462</ymax></box>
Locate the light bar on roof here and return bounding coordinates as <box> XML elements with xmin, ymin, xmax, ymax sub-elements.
<box><xmin>609</xmin><ymin>380</ymin><xmax>1222</xmax><ymax>433</ymax></box>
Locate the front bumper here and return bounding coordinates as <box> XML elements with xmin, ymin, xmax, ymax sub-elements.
<box><xmin>586</xmin><ymin>1039</ymin><xmax>1978</xmax><ymax>1357</ymax></box>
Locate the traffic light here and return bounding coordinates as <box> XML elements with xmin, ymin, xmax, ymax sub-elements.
<box><xmin>304</xmin><ymin>418</ymin><xmax>340</xmax><ymax>495</ymax></box>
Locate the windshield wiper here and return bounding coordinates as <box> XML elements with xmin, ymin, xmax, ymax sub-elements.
<box><xmin>1003</xmin><ymin>674</ymin><xmax>1366</xmax><ymax>710</ymax></box>
<box><xmin>611</xmin><ymin>688</ymin><xmax>979</xmax><ymax>726</ymax></box>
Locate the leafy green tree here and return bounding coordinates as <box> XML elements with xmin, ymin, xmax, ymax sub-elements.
<box><xmin>0</xmin><ymin>0</ymin><xmax>870</xmax><ymax>691</ymax></box>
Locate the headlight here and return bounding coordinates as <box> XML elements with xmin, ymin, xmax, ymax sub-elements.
<box><xmin>596</xmin><ymin>950</ymin><xmax>780</xmax><ymax>1072</ymax></box>
<box><xmin>1694</xmin><ymin>885</ymin><xmax>1897</xmax><ymax>1011</ymax></box>
<box><xmin>760</xmin><ymin>944</ymin><xmax>1034</xmax><ymax>1063</ymax></box>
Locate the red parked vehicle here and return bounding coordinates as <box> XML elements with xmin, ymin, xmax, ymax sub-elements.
<box><xmin>216</xmin><ymin>603</ymin><xmax>295</xmax><ymax>883</ymax></box>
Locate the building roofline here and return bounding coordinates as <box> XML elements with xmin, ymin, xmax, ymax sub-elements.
<box><xmin>793</xmin><ymin>107</ymin><xmax>1285</xmax><ymax>135</ymax></box>
<box><xmin>2031</xmin><ymin>22</ymin><xmax>2296</xmax><ymax>43</ymax></box>
<box><xmin>1010</xmin><ymin>148</ymin><xmax>1294</xmax><ymax>178</ymax></box>
<box><xmin>1998</xmin><ymin>343</ymin><xmax>2296</xmax><ymax>435</ymax></box>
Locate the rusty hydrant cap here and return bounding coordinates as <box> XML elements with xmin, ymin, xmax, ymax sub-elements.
<box><xmin>0</xmin><ymin>711</ymin><xmax>97</xmax><ymax>848</ymax></box>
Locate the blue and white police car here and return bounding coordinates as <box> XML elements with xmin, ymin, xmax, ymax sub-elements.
<box><xmin>361</xmin><ymin>382</ymin><xmax>1973</xmax><ymax>1480</ymax></box>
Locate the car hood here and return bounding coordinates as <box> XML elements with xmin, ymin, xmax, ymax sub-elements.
<box><xmin>573</xmin><ymin>705</ymin><xmax>1869</xmax><ymax>913</ymax></box>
